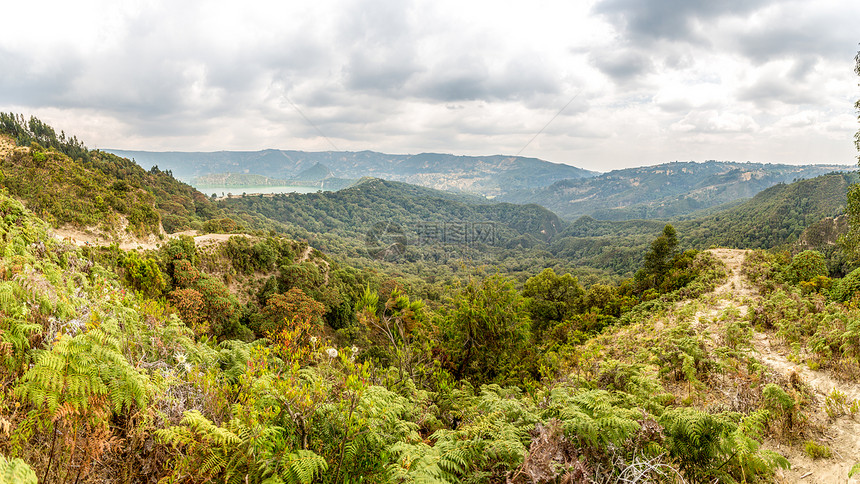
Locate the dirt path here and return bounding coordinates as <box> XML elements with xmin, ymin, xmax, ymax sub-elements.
<box><xmin>298</xmin><ymin>245</ymin><xmax>330</xmax><ymax>284</ymax></box>
<box><xmin>704</xmin><ymin>249</ymin><xmax>860</xmax><ymax>484</ymax></box>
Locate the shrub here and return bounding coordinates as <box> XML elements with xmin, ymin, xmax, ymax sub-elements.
<box><xmin>784</xmin><ymin>250</ymin><xmax>828</xmax><ymax>285</ymax></box>
<box><xmin>0</xmin><ymin>455</ymin><xmax>37</xmax><ymax>484</ymax></box>
<box><xmin>831</xmin><ymin>267</ymin><xmax>860</xmax><ymax>302</ymax></box>
<box><xmin>803</xmin><ymin>440</ymin><xmax>832</xmax><ymax>459</ymax></box>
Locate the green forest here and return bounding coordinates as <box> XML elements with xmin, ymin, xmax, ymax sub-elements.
<box><xmin>1</xmin><ymin>84</ymin><xmax>860</xmax><ymax>484</ymax></box>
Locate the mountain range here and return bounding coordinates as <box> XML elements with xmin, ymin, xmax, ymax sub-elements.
<box><xmin>499</xmin><ymin>161</ymin><xmax>852</xmax><ymax>221</ymax></box>
<box><xmin>107</xmin><ymin>148</ymin><xmax>852</xmax><ymax>221</ymax></box>
<box><xmin>105</xmin><ymin>149</ymin><xmax>597</xmax><ymax>197</ymax></box>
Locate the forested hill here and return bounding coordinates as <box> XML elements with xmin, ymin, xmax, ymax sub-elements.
<box><xmin>106</xmin><ymin>148</ymin><xmax>597</xmax><ymax>197</ymax></box>
<box><xmin>547</xmin><ymin>172</ymin><xmax>857</xmax><ymax>275</ymax></box>
<box><xmin>499</xmin><ymin>160</ymin><xmax>852</xmax><ymax>221</ymax></box>
<box><xmin>682</xmin><ymin>171</ymin><xmax>858</xmax><ymax>249</ymax></box>
<box><xmin>0</xmin><ymin>113</ymin><xmax>220</xmax><ymax>235</ymax></box>
<box><xmin>219</xmin><ymin>177</ymin><xmax>564</xmax><ymax>245</ymax></box>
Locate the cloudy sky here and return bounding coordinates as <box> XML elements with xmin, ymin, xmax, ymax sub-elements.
<box><xmin>1</xmin><ymin>0</ymin><xmax>858</xmax><ymax>171</ymax></box>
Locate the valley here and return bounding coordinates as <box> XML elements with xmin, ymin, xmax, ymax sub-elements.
<box><xmin>1</xmin><ymin>115</ymin><xmax>859</xmax><ymax>483</ymax></box>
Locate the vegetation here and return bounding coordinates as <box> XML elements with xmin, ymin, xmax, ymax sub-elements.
<box><xmin>0</xmin><ymin>113</ymin><xmax>221</xmax><ymax>233</ymax></box>
<box><xmin>3</xmin><ymin>110</ymin><xmax>860</xmax><ymax>482</ymax></box>
<box><xmin>0</xmin><ymin>176</ymin><xmax>799</xmax><ymax>483</ymax></box>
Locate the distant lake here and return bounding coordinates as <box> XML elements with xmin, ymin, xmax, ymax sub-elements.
<box><xmin>193</xmin><ymin>185</ymin><xmax>330</xmax><ymax>196</ymax></box>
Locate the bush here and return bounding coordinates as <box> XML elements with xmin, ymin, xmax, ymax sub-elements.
<box><xmin>784</xmin><ymin>250</ymin><xmax>828</xmax><ymax>285</ymax></box>
<box><xmin>803</xmin><ymin>440</ymin><xmax>832</xmax><ymax>459</ymax></box>
<box><xmin>831</xmin><ymin>267</ymin><xmax>860</xmax><ymax>302</ymax></box>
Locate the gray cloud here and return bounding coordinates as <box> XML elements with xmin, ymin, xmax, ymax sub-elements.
<box><xmin>593</xmin><ymin>0</ymin><xmax>774</xmax><ymax>43</ymax></box>
<box><xmin>733</xmin><ymin>19</ymin><xmax>858</xmax><ymax>65</ymax></box>
<box><xmin>0</xmin><ymin>48</ymin><xmax>84</xmax><ymax>107</ymax></box>
<box><xmin>409</xmin><ymin>54</ymin><xmax>560</xmax><ymax>102</ymax></box>
<box><xmin>589</xmin><ymin>48</ymin><xmax>654</xmax><ymax>83</ymax></box>
<box><xmin>340</xmin><ymin>0</ymin><xmax>422</xmax><ymax>92</ymax></box>
<box><xmin>738</xmin><ymin>76</ymin><xmax>820</xmax><ymax>108</ymax></box>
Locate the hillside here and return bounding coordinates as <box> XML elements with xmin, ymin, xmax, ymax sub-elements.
<box><xmin>0</xmin><ymin>114</ymin><xmax>221</xmax><ymax>236</ymax></box>
<box><xmin>209</xmin><ymin>171</ymin><xmax>859</xmax><ymax>280</ymax></box>
<box><xmin>0</xmin><ymin>184</ymin><xmax>805</xmax><ymax>484</ymax></box>
<box><xmin>683</xmin><ymin>172</ymin><xmax>857</xmax><ymax>249</ymax></box>
<box><xmin>106</xmin><ymin>148</ymin><xmax>597</xmax><ymax>197</ymax></box>
<box><xmin>219</xmin><ymin>178</ymin><xmax>562</xmax><ymax>254</ymax></box>
<box><xmin>499</xmin><ymin>161</ymin><xmax>852</xmax><ymax>221</ymax></box>
<box><xmin>545</xmin><ymin>173</ymin><xmax>857</xmax><ymax>275</ymax></box>
<box><xmin>9</xmin><ymin>183</ymin><xmax>860</xmax><ymax>482</ymax></box>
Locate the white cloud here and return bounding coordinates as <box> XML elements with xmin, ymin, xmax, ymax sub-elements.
<box><xmin>0</xmin><ymin>0</ymin><xmax>857</xmax><ymax>172</ymax></box>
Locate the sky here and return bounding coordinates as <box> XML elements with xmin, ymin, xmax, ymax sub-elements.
<box><xmin>1</xmin><ymin>0</ymin><xmax>858</xmax><ymax>172</ymax></box>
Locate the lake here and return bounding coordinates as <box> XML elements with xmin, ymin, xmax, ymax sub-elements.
<box><xmin>192</xmin><ymin>185</ymin><xmax>330</xmax><ymax>196</ymax></box>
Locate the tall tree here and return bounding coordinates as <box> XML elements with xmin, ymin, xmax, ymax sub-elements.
<box><xmin>636</xmin><ymin>224</ymin><xmax>679</xmax><ymax>291</ymax></box>
<box><xmin>840</xmin><ymin>49</ymin><xmax>860</xmax><ymax>261</ymax></box>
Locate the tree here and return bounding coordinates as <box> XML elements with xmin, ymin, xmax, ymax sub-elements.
<box><xmin>357</xmin><ymin>287</ymin><xmax>425</xmax><ymax>381</ymax></box>
<box><xmin>169</xmin><ymin>288</ymin><xmax>207</xmax><ymax>335</ymax></box>
<box><xmin>442</xmin><ymin>275</ymin><xmax>532</xmax><ymax>383</ymax></box>
<box><xmin>636</xmin><ymin>224</ymin><xmax>679</xmax><ymax>291</ymax></box>
<box><xmin>260</xmin><ymin>288</ymin><xmax>326</xmax><ymax>335</ymax></box>
<box><xmin>122</xmin><ymin>252</ymin><xmax>166</xmax><ymax>298</ymax></box>
<box><xmin>784</xmin><ymin>250</ymin><xmax>827</xmax><ymax>284</ymax></box>
<box><xmin>840</xmin><ymin>49</ymin><xmax>860</xmax><ymax>261</ymax></box>
<box><xmin>522</xmin><ymin>268</ymin><xmax>584</xmax><ymax>337</ymax></box>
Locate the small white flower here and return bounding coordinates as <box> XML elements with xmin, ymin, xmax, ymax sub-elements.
<box><xmin>326</xmin><ymin>348</ymin><xmax>338</xmax><ymax>358</ymax></box>
<box><xmin>351</xmin><ymin>346</ymin><xmax>359</xmax><ymax>354</ymax></box>
<box><xmin>183</xmin><ymin>363</ymin><xmax>192</xmax><ymax>373</ymax></box>
<box><xmin>310</xmin><ymin>336</ymin><xmax>318</xmax><ymax>344</ymax></box>
<box><xmin>175</xmin><ymin>353</ymin><xmax>187</xmax><ymax>364</ymax></box>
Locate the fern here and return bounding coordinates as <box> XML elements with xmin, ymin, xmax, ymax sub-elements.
<box><xmin>660</xmin><ymin>407</ymin><xmax>788</xmax><ymax>483</ymax></box>
<box><xmin>156</xmin><ymin>410</ymin><xmax>241</xmax><ymax>482</ymax></box>
<box><xmin>0</xmin><ymin>305</ymin><xmax>41</xmax><ymax>374</ymax></box>
<box><xmin>275</xmin><ymin>450</ymin><xmax>328</xmax><ymax>484</ymax></box>
<box><xmin>542</xmin><ymin>387</ymin><xmax>643</xmax><ymax>450</ymax></box>
<box><xmin>0</xmin><ymin>455</ymin><xmax>37</xmax><ymax>484</ymax></box>
<box><xmin>16</xmin><ymin>319</ymin><xmax>150</xmax><ymax>415</ymax></box>
<box><xmin>157</xmin><ymin>410</ymin><xmax>328</xmax><ymax>484</ymax></box>
<box><xmin>388</xmin><ymin>385</ymin><xmax>535</xmax><ymax>483</ymax></box>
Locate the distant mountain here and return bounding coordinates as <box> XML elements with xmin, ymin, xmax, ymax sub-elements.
<box><xmin>682</xmin><ymin>171</ymin><xmax>858</xmax><ymax>249</ymax></box>
<box><xmin>295</xmin><ymin>162</ymin><xmax>333</xmax><ymax>181</ymax></box>
<box><xmin>105</xmin><ymin>149</ymin><xmax>598</xmax><ymax>197</ymax></box>
<box><xmin>499</xmin><ymin>161</ymin><xmax>853</xmax><ymax>221</ymax></box>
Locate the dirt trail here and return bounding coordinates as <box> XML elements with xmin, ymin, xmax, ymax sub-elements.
<box><xmin>704</xmin><ymin>249</ymin><xmax>860</xmax><ymax>484</ymax></box>
<box><xmin>298</xmin><ymin>245</ymin><xmax>330</xmax><ymax>284</ymax></box>
<box><xmin>51</xmin><ymin>228</ymin><xmax>249</xmax><ymax>251</ymax></box>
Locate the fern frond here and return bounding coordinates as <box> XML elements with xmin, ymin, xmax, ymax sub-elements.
<box><xmin>279</xmin><ymin>450</ymin><xmax>327</xmax><ymax>484</ymax></box>
<box><xmin>0</xmin><ymin>454</ymin><xmax>37</xmax><ymax>484</ymax></box>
